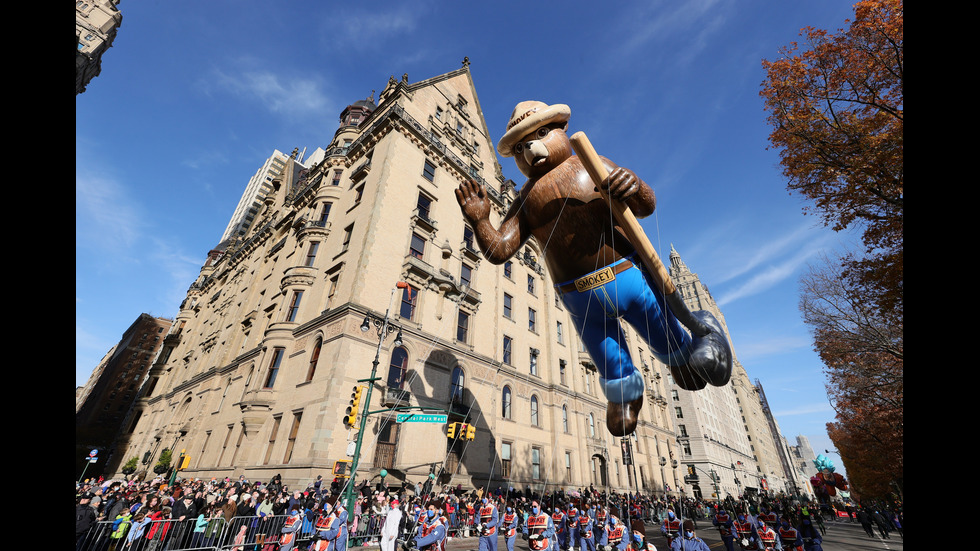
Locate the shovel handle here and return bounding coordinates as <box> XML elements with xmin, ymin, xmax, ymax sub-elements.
<box><xmin>570</xmin><ymin>131</ymin><xmax>676</xmax><ymax>296</ymax></box>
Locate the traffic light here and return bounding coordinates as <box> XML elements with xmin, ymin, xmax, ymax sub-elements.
<box><xmin>345</xmin><ymin>386</ymin><xmax>364</xmax><ymax>427</ymax></box>
<box><xmin>447</xmin><ymin>422</ymin><xmax>458</xmax><ymax>439</ymax></box>
<box><xmin>333</xmin><ymin>460</ymin><xmax>351</xmax><ymax>479</ymax></box>
<box><xmin>466</xmin><ymin>423</ymin><xmax>476</xmax><ymax>440</ymax></box>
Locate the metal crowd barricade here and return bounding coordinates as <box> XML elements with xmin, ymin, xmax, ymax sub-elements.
<box><xmin>78</xmin><ymin>509</ymin><xmax>484</xmax><ymax>551</ymax></box>
<box><xmin>76</xmin><ymin>514</ymin><xmax>301</xmax><ymax>551</ymax></box>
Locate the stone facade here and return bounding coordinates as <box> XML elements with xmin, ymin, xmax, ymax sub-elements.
<box><xmin>75</xmin><ymin>0</ymin><xmax>122</xmax><ymax>95</ymax></box>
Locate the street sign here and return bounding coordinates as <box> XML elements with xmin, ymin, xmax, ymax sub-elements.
<box><xmin>396</xmin><ymin>413</ymin><xmax>448</xmax><ymax>423</ymax></box>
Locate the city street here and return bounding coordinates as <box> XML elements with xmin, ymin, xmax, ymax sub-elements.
<box><xmin>437</xmin><ymin>519</ymin><xmax>904</xmax><ymax>551</ymax></box>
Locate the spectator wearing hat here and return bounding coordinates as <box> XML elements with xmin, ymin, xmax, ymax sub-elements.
<box><xmin>669</xmin><ymin>520</ymin><xmax>709</xmax><ymax>551</ymax></box>
<box><xmin>76</xmin><ymin>493</ymin><xmax>98</xmax><ymax>549</ymax></box>
<box><xmin>630</xmin><ymin>518</ymin><xmax>657</xmax><ymax>551</ymax></box>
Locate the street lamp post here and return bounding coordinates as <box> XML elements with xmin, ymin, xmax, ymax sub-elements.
<box><xmin>342</xmin><ymin>282</ymin><xmax>408</xmax><ymax>513</ymax></box>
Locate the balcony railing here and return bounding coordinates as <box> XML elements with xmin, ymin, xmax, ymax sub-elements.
<box><xmin>381</xmin><ymin>387</ymin><xmax>411</xmax><ymax>408</ymax></box>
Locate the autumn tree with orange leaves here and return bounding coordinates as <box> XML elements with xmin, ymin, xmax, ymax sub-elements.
<box><xmin>762</xmin><ymin>0</ymin><xmax>903</xmax><ymax>499</ymax></box>
<box><xmin>802</xmin><ymin>256</ymin><xmax>902</xmax><ymax>499</ymax></box>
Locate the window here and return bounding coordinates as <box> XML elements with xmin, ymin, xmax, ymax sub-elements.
<box><xmin>528</xmin><ymin>308</ymin><xmax>536</xmax><ymax>332</ymax></box>
<box><xmin>585</xmin><ymin>372</ymin><xmax>592</xmax><ymax>395</ymax></box>
<box><xmin>264</xmin><ymin>416</ymin><xmax>281</xmax><ymax>465</ymax></box>
<box><xmin>588</xmin><ymin>412</ymin><xmax>596</xmax><ymax>437</ymax></box>
<box><xmin>264</xmin><ymin>348</ymin><xmax>285</xmax><ymax>388</ymax></box>
<box><xmin>387</xmin><ymin>347</ymin><xmax>408</xmax><ymax>389</ymax></box>
<box><xmin>560</xmin><ymin>360</ymin><xmax>567</xmax><ymax>385</ymax></box>
<box><xmin>565</xmin><ymin>451</ymin><xmax>572</xmax><ymax>479</ymax></box>
<box><xmin>501</xmin><ymin>442</ymin><xmax>512</xmax><ymax>478</ymax></box>
<box><xmin>317</xmin><ymin>204</ymin><xmax>332</xmax><ymax>226</ymax></box>
<box><xmin>219</xmin><ymin>425</ymin><xmax>234</xmax><ymax>466</ymax></box>
<box><xmin>436</xmin><ymin>107</ymin><xmax>443</xmax><ymax>120</ymax></box>
<box><xmin>305</xmin><ymin>242</ymin><xmax>319</xmax><ymax>267</ymax></box>
<box><xmin>327</xmin><ymin>274</ymin><xmax>339</xmax><ymax>307</ymax></box>
<box><xmin>531</xmin><ymin>447</ymin><xmax>541</xmax><ymax>480</ymax></box>
<box><xmin>460</xmin><ymin>264</ymin><xmax>472</xmax><ymax>288</ymax></box>
<box><xmin>557</xmin><ymin>322</ymin><xmax>564</xmax><ymax>344</ymax></box>
<box><xmin>410</xmin><ymin>233</ymin><xmax>425</xmax><ymax>259</ymax></box>
<box><xmin>283</xmin><ymin>412</ymin><xmax>303</xmax><ymax>463</ymax></box>
<box><xmin>504</xmin><ymin>261</ymin><xmax>512</xmax><ymax>279</ymax></box>
<box><xmin>503</xmin><ymin>293</ymin><xmax>513</xmax><ymax>318</ymax></box>
<box><xmin>306</xmin><ymin>338</ymin><xmax>322</xmax><ymax>382</ymax></box>
<box><xmin>285</xmin><ymin>290</ymin><xmax>303</xmax><ymax>322</ymax></box>
<box><xmin>450</xmin><ymin>367</ymin><xmax>464</xmax><ymax>405</ymax></box>
<box><xmin>672</xmin><ymin>389</ymin><xmax>680</xmax><ymax>401</ymax></box>
<box><xmin>400</xmin><ymin>285</ymin><xmax>418</xmax><ymax>320</ymax></box>
<box><xmin>502</xmin><ymin>386</ymin><xmax>512</xmax><ymax>419</ymax></box>
<box><xmin>422</xmin><ymin>160</ymin><xmax>436</xmax><ymax>182</ymax></box>
<box><xmin>456</xmin><ymin>120</ymin><xmax>464</xmax><ymax>136</ymax></box>
<box><xmin>457</xmin><ymin>310</ymin><xmax>469</xmax><ymax>343</ymax></box>
<box><xmin>678</xmin><ymin>424</ymin><xmax>688</xmax><ymax>437</ymax></box>
<box><xmin>529</xmin><ymin>349</ymin><xmax>538</xmax><ymax>376</ymax></box>
<box><xmin>562</xmin><ymin>405</ymin><xmax>569</xmax><ymax>433</ymax></box>
<box><xmin>463</xmin><ymin>227</ymin><xmax>475</xmax><ymax>251</ymax></box>
<box><xmin>527</xmin><ymin>274</ymin><xmax>535</xmax><ymax>294</ymax></box>
<box><xmin>503</xmin><ymin>336</ymin><xmax>513</xmax><ymax>365</ymax></box>
<box><xmin>416</xmin><ymin>193</ymin><xmax>433</xmax><ymax>221</ymax></box>
<box><xmin>354</xmin><ymin>184</ymin><xmax>364</xmax><ymax>203</ymax></box>
<box><xmin>675</xmin><ymin>407</ymin><xmax>684</xmax><ymax>419</ymax></box>
<box><xmin>342</xmin><ymin>224</ymin><xmax>354</xmax><ymax>252</ymax></box>
<box><xmin>332</xmin><ymin>170</ymin><xmax>342</xmax><ymax>186</ymax></box>
<box><xmin>530</xmin><ymin>395</ymin><xmax>539</xmax><ymax>426</ymax></box>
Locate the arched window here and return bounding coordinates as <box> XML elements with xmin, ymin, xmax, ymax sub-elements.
<box><xmin>450</xmin><ymin>366</ymin><xmax>465</xmax><ymax>405</ymax></box>
<box><xmin>387</xmin><ymin>347</ymin><xmax>408</xmax><ymax>389</ymax></box>
<box><xmin>502</xmin><ymin>386</ymin><xmax>512</xmax><ymax>419</ymax></box>
<box><xmin>530</xmin><ymin>395</ymin><xmax>539</xmax><ymax>426</ymax></box>
<box><xmin>588</xmin><ymin>412</ymin><xmax>596</xmax><ymax>437</ymax></box>
<box><xmin>562</xmin><ymin>405</ymin><xmax>569</xmax><ymax>433</ymax></box>
<box><xmin>306</xmin><ymin>338</ymin><xmax>322</xmax><ymax>382</ymax></box>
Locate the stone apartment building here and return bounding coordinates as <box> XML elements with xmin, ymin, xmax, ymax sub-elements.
<box><xmin>110</xmin><ymin>63</ymin><xmax>776</xmax><ymax>497</ymax></box>
<box><xmin>76</xmin><ymin>0</ymin><xmax>122</xmax><ymax>95</ymax></box>
<box><xmin>76</xmin><ymin>313</ymin><xmax>173</xmax><ymax>478</ymax></box>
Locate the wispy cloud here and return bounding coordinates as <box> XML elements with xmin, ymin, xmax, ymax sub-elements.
<box><xmin>147</xmin><ymin>237</ymin><xmax>206</xmax><ymax>308</ymax></box>
<box><xmin>717</xmin><ymin>222</ymin><xmax>824</xmax><ymax>285</ymax></box>
<box><xmin>710</xmin><ymin>221</ymin><xmax>836</xmax><ymax>306</ymax></box>
<box><xmin>76</xmin><ymin>159</ymin><xmax>144</xmax><ymax>254</ymax></box>
<box><xmin>735</xmin><ymin>334</ymin><xmax>813</xmax><ymax>362</ymax></box>
<box><xmin>716</xmin><ymin>243</ymin><xmax>823</xmax><ymax>306</ymax></box>
<box><xmin>336</xmin><ymin>6</ymin><xmax>420</xmax><ymax>44</ymax></box>
<box><xmin>207</xmin><ymin>67</ymin><xmax>333</xmax><ymax>120</ymax></box>
<box><xmin>618</xmin><ymin>0</ymin><xmax>733</xmax><ymax>63</ymax></box>
<box><xmin>774</xmin><ymin>402</ymin><xmax>833</xmax><ymax>417</ymax></box>
<box><xmin>180</xmin><ymin>149</ymin><xmax>230</xmax><ymax>171</ymax></box>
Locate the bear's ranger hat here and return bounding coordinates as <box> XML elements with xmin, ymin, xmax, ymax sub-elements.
<box><xmin>497</xmin><ymin>101</ymin><xmax>570</xmax><ymax>157</ymax></box>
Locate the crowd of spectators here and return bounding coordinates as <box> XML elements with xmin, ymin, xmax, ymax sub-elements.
<box><xmin>77</xmin><ymin>473</ymin><xmax>902</xmax><ymax>551</ymax></box>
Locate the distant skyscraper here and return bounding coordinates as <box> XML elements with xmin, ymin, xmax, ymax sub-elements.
<box><xmin>219</xmin><ymin>150</ymin><xmax>292</xmax><ymax>244</ymax></box>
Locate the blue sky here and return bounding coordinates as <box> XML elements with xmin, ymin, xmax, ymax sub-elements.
<box><xmin>77</xmin><ymin>0</ymin><xmax>862</xmax><ymax>477</ymax></box>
